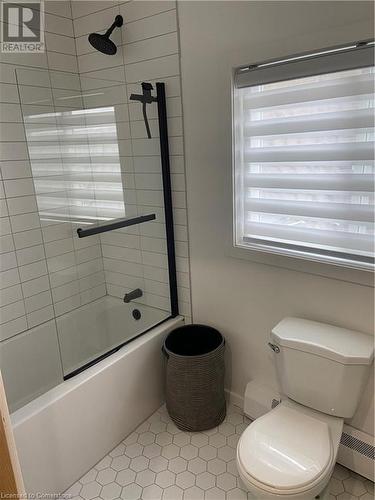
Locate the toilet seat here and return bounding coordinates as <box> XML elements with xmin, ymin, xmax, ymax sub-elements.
<box><xmin>237</xmin><ymin>402</ymin><xmax>334</xmax><ymax>496</ymax></box>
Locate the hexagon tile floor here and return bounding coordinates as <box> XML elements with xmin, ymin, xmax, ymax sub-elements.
<box><xmin>63</xmin><ymin>404</ymin><xmax>374</xmax><ymax>500</ymax></box>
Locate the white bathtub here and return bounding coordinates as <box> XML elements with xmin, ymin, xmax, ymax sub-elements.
<box><xmin>11</xmin><ymin>309</ymin><xmax>184</xmax><ymax>495</ymax></box>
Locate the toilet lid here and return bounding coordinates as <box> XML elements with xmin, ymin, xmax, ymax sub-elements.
<box><xmin>238</xmin><ymin>404</ymin><xmax>332</xmax><ymax>491</ymax></box>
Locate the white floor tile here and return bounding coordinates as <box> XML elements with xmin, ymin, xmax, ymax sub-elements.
<box><xmin>64</xmin><ymin>404</ymin><xmax>373</xmax><ymax>500</ymax></box>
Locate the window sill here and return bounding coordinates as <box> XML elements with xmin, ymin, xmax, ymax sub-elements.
<box><xmin>228</xmin><ymin>243</ymin><xmax>374</xmax><ymax>287</ymax></box>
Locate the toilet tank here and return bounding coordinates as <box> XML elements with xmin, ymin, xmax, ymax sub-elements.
<box><xmin>271</xmin><ymin>318</ymin><xmax>374</xmax><ymax>418</ymax></box>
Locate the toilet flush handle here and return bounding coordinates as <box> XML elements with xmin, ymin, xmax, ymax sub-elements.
<box><xmin>268</xmin><ymin>342</ymin><xmax>280</xmax><ymax>353</ymax></box>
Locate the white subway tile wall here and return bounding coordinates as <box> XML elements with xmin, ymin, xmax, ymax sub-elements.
<box><xmin>1</xmin><ymin>3</ymin><xmax>77</xmax><ymax>345</ymax></box>
<box><xmin>20</xmin><ymin>68</ymin><xmax>108</xmax><ymax>319</ymax></box>
<box><xmin>0</xmin><ymin>2</ymin><xmax>77</xmax><ymax>410</ymax></box>
<box><xmin>0</xmin><ymin>0</ymin><xmax>191</xmax><ymax>410</ymax></box>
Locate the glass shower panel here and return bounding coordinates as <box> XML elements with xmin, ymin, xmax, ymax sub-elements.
<box><xmin>16</xmin><ymin>68</ymin><xmax>172</xmax><ymax>377</ymax></box>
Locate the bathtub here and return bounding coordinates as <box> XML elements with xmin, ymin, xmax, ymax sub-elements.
<box><xmin>11</xmin><ymin>302</ymin><xmax>183</xmax><ymax>495</ymax></box>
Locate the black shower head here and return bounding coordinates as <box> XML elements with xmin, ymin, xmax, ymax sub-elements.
<box><xmin>88</xmin><ymin>32</ymin><xmax>117</xmax><ymax>55</ymax></box>
<box><xmin>88</xmin><ymin>15</ymin><xmax>123</xmax><ymax>55</ymax></box>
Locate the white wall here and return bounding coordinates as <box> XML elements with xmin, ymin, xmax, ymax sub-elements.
<box><xmin>178</xmin><ymin>1</ymin><xmax>374</xmax><ymax>436</ymax></box>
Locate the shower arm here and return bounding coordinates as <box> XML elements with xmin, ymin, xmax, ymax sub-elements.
<box><xmin>130</xmin><ymin>82</ymin><xmax>158</xmax><ymax>139</ymax></box>
<box><xmin>104</xmin><ymin>22</ymin><xmax>117</xmax><ymax>38</ymax></box>
<box><xmin>104</xmin><ymin>15</ymin><xmax>123</xmax><ymax>38</ymax></box>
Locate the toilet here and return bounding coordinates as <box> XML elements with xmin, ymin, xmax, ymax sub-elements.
<box><xmin>236</xmin><ymin>317</ymin><xmax>374</xmax><ymax>500</ymax></box>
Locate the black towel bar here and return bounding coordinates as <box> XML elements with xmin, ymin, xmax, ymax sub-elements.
<box><xmin>77</xmin><ymin>213</ymin><xmax>156</xmax><ymax>238</ymax></box>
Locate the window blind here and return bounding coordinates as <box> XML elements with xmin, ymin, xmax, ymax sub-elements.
<box><xmin>233</xmin><ymin>42</ymin><xmax>375</xmax><ymax>270</ymax></box>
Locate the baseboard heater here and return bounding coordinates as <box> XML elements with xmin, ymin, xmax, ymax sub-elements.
<box><xmin>338</xmin><ymin>425</ymin><xmax>374</xmax><ymax>481</ymax></box>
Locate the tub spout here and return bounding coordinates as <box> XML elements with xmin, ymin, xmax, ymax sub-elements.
<box><xmin>123</xmin><ymin>288</ymin><xmax>143</xmax><ymax>303</ymax></box>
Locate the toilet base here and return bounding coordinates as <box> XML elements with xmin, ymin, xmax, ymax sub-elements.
<box><xmin>239</xmin><ymin>474</ymin><xmax>331</xmax><ymax>500</ymax></box>
<box><xmin>238</xmin><ymin>470</ymin><xmax>332</xmax><ymax>500</ymax></box>
<box><xmin>315</xmin><ymin>484</ymin><xmax>330</xmax><ymax>500</ymax></box>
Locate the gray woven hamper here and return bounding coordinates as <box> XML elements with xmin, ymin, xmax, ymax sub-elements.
<box><xmin>162</xmin><ymin>324</ymin><xmax>226</xmax><ymax>432</ymax></box>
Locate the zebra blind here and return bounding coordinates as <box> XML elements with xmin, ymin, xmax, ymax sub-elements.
<box><xmin>233</xmin><ymin>43</ymin><xmax>375</xmax><ymax>270</ymax></box>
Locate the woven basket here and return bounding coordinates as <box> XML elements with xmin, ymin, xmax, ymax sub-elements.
<box><xmin>163</xmin><ymin>324</ymin><xmax>226</xmax><ymax>432</ymax></box>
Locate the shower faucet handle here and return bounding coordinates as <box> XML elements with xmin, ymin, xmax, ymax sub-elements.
<box><xmin>129</xmin><ymin>82</ymin><xmax>158</xmax><ymax>138</ymax></box>
<box><xmin>141</xmin><ymin>82</ymin><xmax>157</xmax><ymax>103</ymax></box>
<box><xmin>129</xmin><ymin>82</ymin><xmax>157</xmax><ymax>104</ymax></box>
<box><xmin>142</xmin><ymin>82</ymin><xmax>153</xmax><ymax>91</ymax></box>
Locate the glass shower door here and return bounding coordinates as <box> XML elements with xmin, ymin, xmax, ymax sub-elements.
<box><xmin>16</xmin><ymin>67</ymin><xmax>176</xmax><ymax>377</ymax></box>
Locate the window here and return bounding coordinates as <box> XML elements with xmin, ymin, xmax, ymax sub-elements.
<box><xmin>233</xmin><ymin>41</ymin><xmax>374</xmax><ymax>271</ymax></box>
